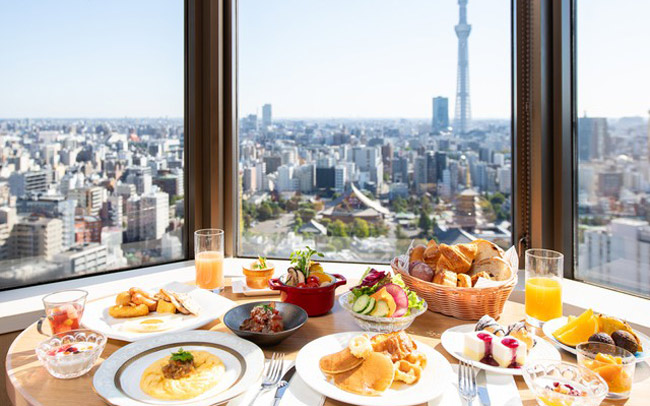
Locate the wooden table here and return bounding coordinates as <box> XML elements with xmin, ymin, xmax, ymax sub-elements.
<box><xmin>5</xmin><ymin>285</ymin><xmax>648</xmax><ymax>406</ymax></box>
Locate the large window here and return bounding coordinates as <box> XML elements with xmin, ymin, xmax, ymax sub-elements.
<box><xmin>0</xmin><ymin>1</ymin><xmax>185</xmax><ymax>290</ymax></box>
<box><xmin>237</xmin><ymin>0</ymin><xmax>512</xmax><ymax>262</ymax></box>
<box><xmin>575</xmin><ymin>1</ymin><xmax>650</xmax><ymax>297</ymax></box>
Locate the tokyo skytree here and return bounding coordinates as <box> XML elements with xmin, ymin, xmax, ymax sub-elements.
<box><xmin>454</xmin><ymin>0</ymin><xmax>471</xmax><ymax>135</ymax></box>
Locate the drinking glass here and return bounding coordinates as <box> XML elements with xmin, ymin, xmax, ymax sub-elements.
<box><xmin>194</xmin><ymin>229</ymin><xmax>225</xmax><ymax>293</ymax></box>
<box><xmin>525</xmin><ymin>248</ymin><xmax>563</xmax><ymax>327</ymax></box>
<box><xmin>38</xmin><ymin>290</ymin><xmax>88</xmax><ymax>336</ymax></box>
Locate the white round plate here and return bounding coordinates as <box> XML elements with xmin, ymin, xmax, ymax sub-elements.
<box><xmin>542</xmin><ymin>317</ymin><xmax>650</xmax><ymax>363</ymax></box>
<box><xmin>82</xmin><ymin>281</ymin><xmax>236</xmax><ymax>342</ymax></box>
<box><xmin>440</xmin><ymin>324</ymin><xmax>561</xmax><ymax>376</ymax></box>
<box><xmin>93</xmin><ymin>331</ymin><xmax>264</xmax><ymax>406</ymax></box>
<box><xmin>295</xmin><ymin>331</ymin><xmax>452</xmax><ymax>406</ymax></box>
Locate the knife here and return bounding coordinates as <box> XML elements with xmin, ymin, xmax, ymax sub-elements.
<box><xmin>476</xmin><ymin>369</ymin><xmax>491</xmax><ymax>406</ymax></box>
<box><xmin>272</xmin><ymin>365</ymin><xmax>296</xmax><ymax>406</ymax></box>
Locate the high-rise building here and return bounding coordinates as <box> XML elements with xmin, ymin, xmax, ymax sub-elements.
<box><xmin>17</xmin><ymin>195</ymin><xmax>76</xmax><ymax>249</ymax></box>
<box><xmin>8</xmin><ymin>169</ymin><xmax>51</xmax><ymax>197</ymax></box>
<box><xmin>69</xmin><ymin>186</ymin><xmax>103</xmax><ymax>216</ymax></box>
<box><xmin>262</xmin><ymin>104</ymin><xmax>272</xmax><ymax>127</ymax></box>
<box><xmin>431</xmin><ymin>97</ymin><xmax>449</xmax><ymax>133</ymax></box>
<box><xmin>454</xmin><ymin>0</ymin><xmax>472</xmax><ymax>135</ymax></box>
<box><xmin>126</xmin><ymin>191</ymin><xmax>169</xmax><ymax>241</ymax></box>
<box><xmin>578</xmin><ymin>116</ymin><xmax>609</xmax><ymax>161</ymax></box>
<box><xmin>13</xmin><ymin>217</ymin><xmax>63</xmax><ymax>259</ymax></box>
<box><xmin>53</xmin><ymin>244</ymin><xmax>108</xmax><ymax>275</ymax></box>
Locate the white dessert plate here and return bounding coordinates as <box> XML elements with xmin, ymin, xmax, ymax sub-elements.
<box><xmin>542</xmin><ymin>317</ymin><xmax>650</xmax><ymax>363</ymax></box>
<box><xmin>440</xmin><ymin>324</ymin><xmax>561</xmax><ymax>376</ymax></box>
<box><xmin>82</xmin><ymin>281</ymin><xmax>235</xmax><ymax>342</ymax></box>
<box><xmin>93</xmin><ymin>331</ymin><xmax>264</xmax><ymax>406</ymax></box>
<box><xmin>231</xmin><ymin>278</ymin><xmax>280</xmax><ymax>296</ymax></box>
<box><xmin>295</xmin><ymin>331</ymin><xmax>452</xmax><ymax>406</ymax></box>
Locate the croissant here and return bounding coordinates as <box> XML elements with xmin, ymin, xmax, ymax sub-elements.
<box><xmin>437</xmin><ymin>243</ymin><xmax>477</xmax><ymax>274</ymax></box>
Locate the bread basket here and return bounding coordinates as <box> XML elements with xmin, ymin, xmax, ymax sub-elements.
<box><xmin>391</xmin><ymin>245</ymin><xmax>518</xmax><ymax>321</ymax></box>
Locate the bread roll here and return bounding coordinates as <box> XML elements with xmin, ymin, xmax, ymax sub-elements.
<box><xmin>409</xmin><ymin>261</ymin><xmax>434</xmax><ymax>282</ymax></box>
<box><xmin>471</xmin><ymin>257</ymin><xmax>511</xmax><ymax>281</ymax></box>
<box><xmin>433</xmin><ymin>270</ymin><xmax>457</xmax><ymax>287</ymax></box>
<box><xmin>457</xmin><ymin>273</ymin><xmax>472</xmax><ymax>288</ymax></box>
<box><xmin>471</xmin><ymin>239</ymin><xmax>505</xmax><ymax>262</ymax></box>
<box><xmin>470</xmin><ymin>271</ymin><xmax>491</xmax><ymax>286</ymax></box>
<box><xmin>409</xmin><ymin>244</ymin><xmax>426</xmax><ymax>263</ymax></box>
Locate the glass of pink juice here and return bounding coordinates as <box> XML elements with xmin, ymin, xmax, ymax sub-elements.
<box><xmin>194</xmin><ymin>229</ymin><xmax>225</xmax><ymax>293</ymax></box>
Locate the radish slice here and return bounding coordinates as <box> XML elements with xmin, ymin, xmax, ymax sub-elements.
<box><xmin>383</xmin><ymin>283</ymin><xmax>408</xmax><ymax>317</ymax></box>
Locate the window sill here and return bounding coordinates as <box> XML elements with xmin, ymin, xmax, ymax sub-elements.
<box><xmin>0</xmin><ymin>259</ymin><xmax>648</xmax><ymax>335</ymax></box>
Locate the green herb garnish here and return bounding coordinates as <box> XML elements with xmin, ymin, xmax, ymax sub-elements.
<box><xmin>289</xmin><ymin>246</ymin><xmax>324</xmax><ymax>277</ymax></box>
<box><xmin>254</xmin><ymin>256</ymin><xmax>268</xmax><ymax>270</ymax></box>
<box><xmin>256</xmin><ymin>303</ymin><xmax>275</xmax><ymax>313</ymax></box>
<box><xmin>170</xmin><ymin>348</ymin><xmax>194</xmax><ymax>362</ymax></box>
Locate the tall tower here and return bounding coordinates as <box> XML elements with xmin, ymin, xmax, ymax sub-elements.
<box><xmin>454</xmin><ymin>0</ymin><xmax>472</xmax><ymax>135</ymax></box>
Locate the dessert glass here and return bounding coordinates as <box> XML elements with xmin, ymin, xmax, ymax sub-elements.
<box><xmin>576</xmin><ymin>342</ymin><xmax>635</xmax><ymax>399</ymax></box>
<box><xmin>38</xmin><ymin>289</ymin><xmax>88</xmax><ymax>335</ymax></box>
<box><xmin>35</xmin><ymin>329</ymin><xmax>106</xmax><ymax>379</ymax></box>
<box><xmin>522</xmin><ymin>359</ymin><xmax>608</xmax><ymax>406</ymax></box>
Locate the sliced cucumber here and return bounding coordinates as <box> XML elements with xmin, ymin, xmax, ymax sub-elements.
<box><xmin>360</xmin><ymin>297</ymin><xmax>376</xmax><ymax>315</ymax></box>
<box><xmin>370</xmin><ymin>300</ymin><xmax>389</xmax><ymax>317</ymax></box>
<box><xmin>352</xmin><ymin>295</ymin><xmax>371</xmax><ymax>313</ymax></box>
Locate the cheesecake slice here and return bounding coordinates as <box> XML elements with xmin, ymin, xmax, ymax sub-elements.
<box><xmin>492</xmin><ymin>336</ymin><xmax>526</xmax><ymax>368</ymax></box>
<box><xmin>463</xmin><ymin>331</ymin><xmax>497</xmax><ymax>365</ymax></box>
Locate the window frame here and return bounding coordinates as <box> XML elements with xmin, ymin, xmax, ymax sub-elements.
<box><xmin>0</xmin><ymin>0</ymin><xmax>194</xmax><ymax>292</ymax></box>
<box><xmin>228</xmin><ymin>0</ymin><xmax>520</xmax><ymax>265</ymax></box>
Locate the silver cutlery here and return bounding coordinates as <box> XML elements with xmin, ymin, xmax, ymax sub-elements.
<box><xmin>247</xmin><ymin>352</ymin><xmax>284</xmax><ymax>406</ymax></box>
<box><xmin>476</xmin><ymin>369</ymin><xmax>491</xmax><ymax>406</ymax></box>
<box><xmin>272</xmin><ymin>365</ymin><xmax>296</xmax><ymax>406</ymax></box>
<box><xmin>458</xmin><ymin>360</ymin><xmax>477</xmax><ymax>406</ymax></box>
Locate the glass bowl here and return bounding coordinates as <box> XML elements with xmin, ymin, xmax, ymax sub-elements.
<box><xmin>35</xmin><ymin>329</ymin><xmax>106</xmax><ymax>379</ymax></box>
<box><xmin>338</xmin><ymin>291</ymin><xmax>427</xmax><ymax>333</ymax></box>
<box><xmin>522</xmin><ymin>359</ymin><xmax>608</xmax><ymax>406</ymax></box>
<box><xmin>576</xmin><ymin>342</ymin><xmax>635</xmax><ymax>399</ymax></box>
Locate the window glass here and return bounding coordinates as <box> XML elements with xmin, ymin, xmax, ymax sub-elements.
<box><xmin>0</xmin><ymin>1</ymin><xmax>185</xmax><ymax>290</ymax></box>
<box><xmin>576</xmin><ymin>1</ymin><xmax>650</xmax><ymax>297</ymax></box>
<box><xmin>237</xmin><ymin>0</ymin><xmax>512</xmax><ymax>262</ymax></box>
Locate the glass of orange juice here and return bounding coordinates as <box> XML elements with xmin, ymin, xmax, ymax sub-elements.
<box><xmin>525</xmin><ymin>248</ymin><xmax>563</xmax><ymax>327</ymax></box>
<box><xmin>194</xmin><ymin>229</ymin><xmax>225</xmax><ymax>293</ymax></box>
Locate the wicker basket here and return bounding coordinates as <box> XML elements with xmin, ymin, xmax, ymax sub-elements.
<box><xmin>391</xmin><ymin>256</ymin><xmax>517</xmax><ymax>321</ymax></box>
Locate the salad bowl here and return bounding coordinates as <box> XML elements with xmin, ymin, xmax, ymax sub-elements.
<box><xmin>340</xmin><ymin>268</ymin><xmax>427</xmax><ymax>332</ymax></box>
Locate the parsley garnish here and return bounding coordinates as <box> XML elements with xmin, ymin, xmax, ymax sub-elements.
<box><xmin>170</xmin><ymin>348</ymin><xmax>194</xmax><ymax>362</ymax></box>
<box><xmin>256</xmin><ymin>304</ymin><xmax>275</xmax><ymax>313</ymax></box>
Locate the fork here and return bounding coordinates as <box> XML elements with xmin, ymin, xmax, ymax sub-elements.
<box><xmin>247</xmin><ymin>352</ymin><xmax>284</xmax><ymax>406</ymax></box>
<box><xmin>458</xmin><ymin>360</ymin><xmax>477</xmax><ymax>406</ymax></box>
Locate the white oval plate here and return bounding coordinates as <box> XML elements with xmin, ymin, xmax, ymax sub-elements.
<box><xmin>440</xmin><ymin>324</ymin><xmax>561</xmax><ymax>376</ymax></box>
<box><xmin>82</xmin><ymin>282</ymin><xmax>235</xmax><ymax>342</ymax></box>
<box><xmin>542</xmin><ymin>317</ymin><xmax>650</xmax><ymax>363</ymax></box>
<box><xmin>295</xmin><ymin>331</ymin><xmax>452</xmax><ymax>406</ymax></box>
<box><xmin>93</xmin><ymin>331</ymin><xmax>264</xmax><ymax>406</ymax></box>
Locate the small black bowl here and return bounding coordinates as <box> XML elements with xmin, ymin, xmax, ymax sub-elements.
<box><xmin>223</xmin><ymin>301</ymin><xmax>308</xmax><ymax>346</ymax></box>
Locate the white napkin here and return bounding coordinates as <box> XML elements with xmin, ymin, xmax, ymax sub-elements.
<box><xmin>227</xmin><ymin>360</ymin><xmax>324</xmax><ymax>406</ymax></box>
<box><xmin>428</xmin><ymin>365</ymin><xmax>522</xmax><ymax>406</ymax></box>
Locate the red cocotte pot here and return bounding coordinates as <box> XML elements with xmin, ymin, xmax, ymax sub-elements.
<box><xmin>268</xmin><ymin>273</ymin><xmax>347</xmax><ymax>316</ymax></box>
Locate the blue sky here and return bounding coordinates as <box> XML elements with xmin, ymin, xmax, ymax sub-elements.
<box><xmin>0</xmin><ymin>1</ymin><xmax>648</xmax><ymax>119</ymax></box>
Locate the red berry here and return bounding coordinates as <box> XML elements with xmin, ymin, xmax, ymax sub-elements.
<box><xmin>307</xmin><ymin>276</ymin><xmax>319</xmax><ymax>285</ymax></box>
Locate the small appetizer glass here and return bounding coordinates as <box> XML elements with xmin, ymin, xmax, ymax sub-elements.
<box><xmin>194</xmin><ymin>229</ymin><xmax>225</xmax><ymax>293</ymax></box>
<box><xmin>577</xmin><ymin>342</ymin><xmax>635</xmax><ymax>399</ymax></box>
<box><xmin>525</xmin><ymin>249</ymin><xmax>563</xmax><ymax>328</ymax></box>
<box><xmin>38</xmin><ymin>289</ymin><xmax>88</xmax><ymax>336</ymax></box>
<box><xmin>242</xmin><ymin>259</ymin><xmax>275</xmax><ymax>289</ymax></box>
